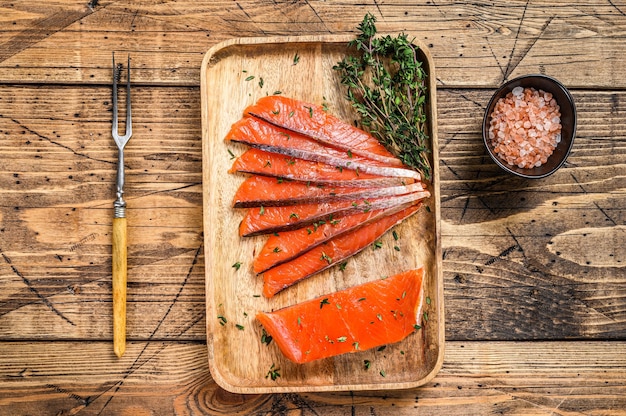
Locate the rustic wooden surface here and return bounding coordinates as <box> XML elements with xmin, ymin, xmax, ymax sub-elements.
<box><xmin>0</xmin><ymin>0</ymin><xmax>624</xmax><ymax>415</ymax></box>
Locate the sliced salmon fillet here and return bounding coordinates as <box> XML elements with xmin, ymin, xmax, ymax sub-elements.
<box><xmin>256</xmin><ymin>268</ymin><xmax>425</xmax><ymax>364</ymax></box>
<box><xmin>226</xmin><ymin>117</ymin><xmax>419</xmax><ymax>180</ymax></box>
<box><xmin>238</xmin><ymin>191</ymin><xmax>429</xmax><ymax>237</ymax></box>
<box><xmin>262</xmin><ymin>205</ymin><xmax>420</xmax><ymax>297</ymax></box>
<box><xmin>253</xmin><ymin>201</ymin><xmax>423</xmax><ymax>274</ymax></box>
<box><xmin>230</xmin><ymin>148</ymin><xmax>413</xmax><ymax>187</ymax></box>
<box><xmin>245</xmin><ymin>95</ymin><xmax>403</xmax><ymax>167</ymax></box>
<box><xmin>232</xmin><ymin>175</ymin><xmax>423</xmax><ymax>208</ymax></box>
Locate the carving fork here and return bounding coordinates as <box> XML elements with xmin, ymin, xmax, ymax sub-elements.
<box><xmin>111</xmin><ymin>53</ymin><xmax>132</xmax><ymax>358</ymax></box>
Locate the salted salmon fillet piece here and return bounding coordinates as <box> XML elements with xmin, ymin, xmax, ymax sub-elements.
<box><xmin>238</xmin><ymin>190</ymin><xmax>429</xmax><ymax>237</ymax></box>
<box><xmin>256</xmin><ymin>268</ymin><xmax>425</xmax><ymax>364</ymax></box>
<box><xmin>232</xmin><ymin>175</ymin><xmax>423</xmax><ymax>208</ymax></box>
<box><xmin>245</xmin><ymin>96</ymin><xmax>403</xmax><ymax>168</ymax></box>
<box><xmin>253</xmin><ymin>201</ymin><xmax>423</xmax><ymax>274</ymax></box>
<box><xmin>226</xmin><ymin>117</ymin><xmax>419</xmax><ymax>180</ymax></box>
<box><xmin>230</xmin><ymin>148</ymin><xmax>413</xmax><ymax>188</ymax></box>
<box><xmin>262</xmin><ymin>205</ymin><xmax>420</xmax><ymax>297</ymax></box>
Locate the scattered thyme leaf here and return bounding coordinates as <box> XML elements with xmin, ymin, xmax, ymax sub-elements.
<box><xmin>266</xmin><ymin>364</ymin><xmax>281</xmax><ymax>380</ymax></box>
<box><xmin>320</xmin><ymin>252</ymin><xmax>332</xmax><ymax>264</ymax></box>
<box><xmin>261</xmin><ymin>329</ymin><xmax>273</xmax><ymax>345</ymax></box>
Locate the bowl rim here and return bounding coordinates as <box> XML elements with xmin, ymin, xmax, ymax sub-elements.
<box><xmin>482</xmin><ymin>74</ymin><xmax>577</xmax><ymax>179</ymax></box>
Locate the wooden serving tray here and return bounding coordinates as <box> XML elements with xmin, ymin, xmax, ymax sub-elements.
<box><xmin>200</xmin><ymin>35</ymin><xmax>443</xmax><ymax>393</ymax></box>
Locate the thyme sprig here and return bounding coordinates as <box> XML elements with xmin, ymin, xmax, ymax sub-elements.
<box><xmin>334</xmin><ymin>13</ymin><xmax>431</xmax><ymax>179</ymax></box>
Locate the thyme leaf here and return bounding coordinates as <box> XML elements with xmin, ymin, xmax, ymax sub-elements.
<box><xmin>334</xmin><ymin>13</ymin><xmax>431</xmax><ymax>179</ymax></box>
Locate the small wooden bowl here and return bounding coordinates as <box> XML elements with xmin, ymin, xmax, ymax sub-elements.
<box><xmin>482</xmin><ymin>74</ymin><xmax>577</xmax><ymax>179</ymax></box>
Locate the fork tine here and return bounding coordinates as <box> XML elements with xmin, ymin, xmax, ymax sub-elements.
<box><xmin>124</xmin><ymin>54</ymin><xmax>132</xmax><ymax>139</ymax></box>
<box><xmin>112</xmin><ymin>52</ymin><xmax>118</xmax><ymax>137</ymax></box>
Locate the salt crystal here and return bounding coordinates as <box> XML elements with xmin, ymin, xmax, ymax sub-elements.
<box><xmin>512</xmin><ymin>86</ymin><xmax>524</xmax><ymax>97</ymax></box>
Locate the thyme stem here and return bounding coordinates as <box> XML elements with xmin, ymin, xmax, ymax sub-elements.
<box><xmin>334</xmin><ymin>13</ymin><xmax>431</xmax><ymax>180</ymax></box>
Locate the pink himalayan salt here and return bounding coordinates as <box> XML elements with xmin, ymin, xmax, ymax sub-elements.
<box><xmin>488</xmin><ymin>86</ymin><xmax>562</xmax><ymax>169</ymax></box>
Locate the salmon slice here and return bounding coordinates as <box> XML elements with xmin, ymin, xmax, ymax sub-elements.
<box><xmin>245</xmin><ymin>95</ymin><xmax>403</xmax><ymax>167</ymax></box>
<box><xmin>253</xmin><ymin>201</ymin><xmax>423</xmax><ymax>274</ymax></box>
<box><xmin>238</xmin><ymin>190</ymin><xmax>429</xmax><ymax>237</ymax></box>
<box><xmin>232</xmin><ymin>175</ymin><xmax>423</xmax><ymax>208</ymax></box>
<box><xmin>256</xmin><ymin>268</ymin><xmax>425</xmax><ymax>364</ymax></box>
<box><xmin>226</xmin><ymin>117</ymin><xmax>419</xmax><ymax>180</ymax></box>
<box><xmin>230</xmin><ymin>148</ymin><xmax>412</xmax><ymax>187</ymax></box>
<box><xmin>262</xmin><ymin>205</ymin><xmax>420</xmax><ymax>297</ymax></box>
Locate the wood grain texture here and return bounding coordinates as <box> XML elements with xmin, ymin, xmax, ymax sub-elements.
<box><xmin>0</xmin><ymin>341</ymin><xmax>625</xmax><ymax>415</ymax></box>
<box><xmin>112</xmin><ymin>216</ymin><xmax>127</xmax><ymax>358</ymax></box>
<box><xmin>0</xmin><ymin>1</ymin><xmax>626</xmax><ymax>88</ymax></box>
<box><xmin>0</xmin><ymin>85</ymin><xmax>205</xmax><ymax>341</ymax></box>
<box><xmin>0</xmin><ymin>0</ymin><xmax>624</xmax><ymax>413</ymax></box>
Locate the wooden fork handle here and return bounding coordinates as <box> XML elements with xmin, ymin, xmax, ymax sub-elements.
<box><xmin>112</xmin><ymin>217</ymin><xmax>127</xmax><ymax>358</ymax></box>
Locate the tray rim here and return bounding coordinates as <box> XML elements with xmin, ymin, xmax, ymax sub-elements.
<box><xmin>200</xmin><ymin>34</ymin><xmax>444</xmax><ymax>394</ymax></box>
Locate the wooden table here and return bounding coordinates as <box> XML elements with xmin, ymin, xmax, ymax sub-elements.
<box><xmin>1</xmin><ymin>1</ymin><xmax>624</xmax><ymax>414</ymax></box>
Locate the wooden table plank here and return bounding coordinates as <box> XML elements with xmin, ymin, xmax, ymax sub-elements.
<box><xmin>1</xmin><ymin>341</ymin><xmax>625</xmax><ymax>415</ymax></box>
<box><xmin>1</xmin><ymin>1</ymin><xmax>626</xmax><ymax>87</ymax></box>
<box><xmin>1</xmin><ymin>86</ymin><xmax>623</xmax><ymax>341</ymax></box>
